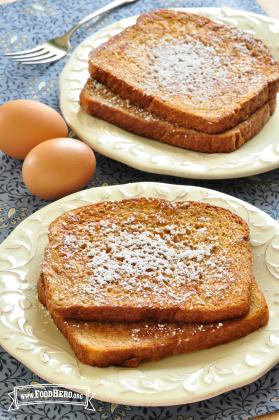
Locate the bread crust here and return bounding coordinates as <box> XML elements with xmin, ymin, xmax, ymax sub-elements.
<box><xmin>80</xmin><ymin>78</ymin><xmax>276</xmax><ymax>153</ymax></box>
<box><xmin>43</xmin><ymin>198</ymin><xmax>253</xmax><ymax>323</ymax></box>
<box><xmin>89</xmin><ymin>10</ymin><xmax>279</xmax><ymax>134</ymax></box>
<box><xmin>38</xmin><ymin>275</ymin><xmax>269</xmax><ymax>367</ymax></box>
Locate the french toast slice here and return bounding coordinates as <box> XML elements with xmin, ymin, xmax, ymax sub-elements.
<box><xmin>38</xmin><ymin>275</ymin><xmax>268</xmax><ymax>368</ymax></box>
<box><xmin>89</xmin><ymin>10</ymin><xmax>279</xmax><ymax>134</ymax></box>
<box><xmin>43</xmin><ymin>198</ymin><xmax>253</xmax><ymax>323</ymax></box>
<box><xmin>80</xmin><ymin>78</ymin><xmax>277</xmax><ymax>153</ymax></box>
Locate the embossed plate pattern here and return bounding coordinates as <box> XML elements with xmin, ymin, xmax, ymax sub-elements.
<box><xmin>60</xmin><ymin>7</ymin><xmax>279</xmax><ymax>180</ymax></box>
<box><xmin>0</xmin><ymin>182</ymin><xmax>279</xmax><ymax>406</ymax></box>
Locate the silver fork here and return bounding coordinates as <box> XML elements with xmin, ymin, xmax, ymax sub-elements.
<box><xmin>4</xmin><ymin>0</ymin><xmax>137</xmax><ymax>65</ymax></box>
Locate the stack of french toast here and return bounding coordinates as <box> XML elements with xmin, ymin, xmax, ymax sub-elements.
<box><xmin>80</xmin><ymin>9</ymin><xmax>279</xmax><ymax>153</ymax></box>
<box><xmin>39</xmin><ymin>198</ymin><xmax>268</xmax><ymax>367</ymax></box>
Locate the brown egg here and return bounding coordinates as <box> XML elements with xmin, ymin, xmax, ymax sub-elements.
<box><xmin>22</xmin><ymin>138</ymin><xmax>96</xmax><ymax>200</ymax></box>
<box><xmin>0</xmin><ymin>100</ymin><xmax>68</xmax><ymax>159</ymax></box>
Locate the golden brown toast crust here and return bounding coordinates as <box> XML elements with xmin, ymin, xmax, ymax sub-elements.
<box><xmin>80</xmin><ymin>78</ymin><xmax>277</xmax><ymax>153</ymax></box>
<box><xmin>38</xmin><ymin>275</ymin><xmax>268</xmax><ymax>367</ymax></box>
<box><xmin>43</xmin><ymin>198</ymin><xmax>253</xmax><ymax>323</ymax></box>
<box><xmin>89</xmin><ymin>10</ymin><xmax>279</xmax><ymax>134</ymax></box>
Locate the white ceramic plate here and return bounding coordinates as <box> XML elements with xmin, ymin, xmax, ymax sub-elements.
<box><xmin>60</xmin><ymin>7</ymin><xmax>279</xmax><ymax>180</ymax></box>
<box><xmin>0</xmin><ymin>182</ymin><xmax>279</xmax><ymax>406</ymax></box>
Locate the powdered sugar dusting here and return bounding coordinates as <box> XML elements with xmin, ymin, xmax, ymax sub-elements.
<box><xmin>90</xmin><ymin>9</ymin><xmax>279</xmax><ymax>120</ymax></box>
<box><xmin>129</xmin><ymin>319</ymin><xmax>226</xmax><ymax>342</ymax></box>
<box><xmin>47</xmin><ymin>199</ymin><xmax>247</xmax><ymax>308</ymax></box>
<box><xmin>84</xmin><ymin>222</ymin><xmax>213</xmax><ymax>284</ymax></box>
<box><xmin>91</xmin><ymin>79</ymin><xmax>158</xmax><ymax>121</ymax></box>
<box><xmin>149</xmin><ymin>39</ymin><xmax>266</xmax><ymax>105</ymax></box>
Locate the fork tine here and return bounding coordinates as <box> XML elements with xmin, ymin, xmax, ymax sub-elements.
<box><xmin>4</xmin><ymin>46</ymin><xmax>45</xmax><ymax>57</ymax></box>
<box><xmin>6</xmin><ymin>49</ymin><xmax>50</xmax><ymax>59</ymax></box>
<box><xmin>11</xmin><ymin>54</ymin><xmax>60</xmax><ymax>65</ymax></box>
<box><xmin>11</xmin><ymin>53</ymin><xmax>56</xmax><ymax>63</ymax></box>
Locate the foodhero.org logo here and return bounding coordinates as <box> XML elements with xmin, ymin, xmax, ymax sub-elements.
<box><xmin>8</xmin><ymin>384</ymin><xmax>95</xmax><ymax>411</ymax></box>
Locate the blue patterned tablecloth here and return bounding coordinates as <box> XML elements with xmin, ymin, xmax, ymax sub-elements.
<box><xmin>1</xmin><ymin>0</ymin><xmax>279</xmax><ymax>418</ymax></box>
